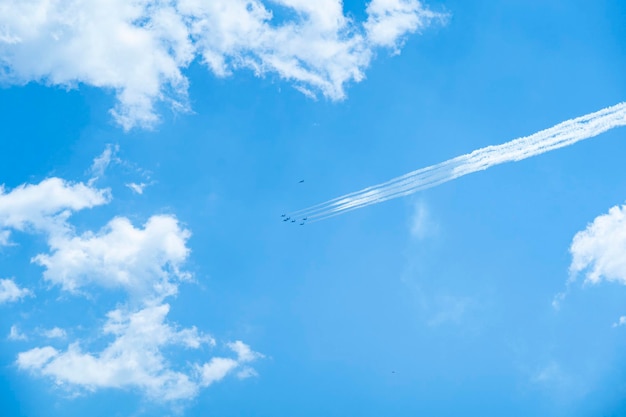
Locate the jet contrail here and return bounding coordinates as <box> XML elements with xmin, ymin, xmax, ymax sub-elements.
<box><xmin>288</xmin><ymin>102</ymin><xmax>626</xmax><ymax>223</ymax></box>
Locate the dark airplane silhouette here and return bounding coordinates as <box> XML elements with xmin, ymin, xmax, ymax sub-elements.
<box><xmin>281</xmin><ymin>214</ymin><xmax>286</xmax><ymax>217</ymax></box>
<box><xmin>302</xmin><ymin>217</ymin><xmax>307</xmax><ymax>221</ymax></box>
<box><xmin>298</xmin><ymin>180</ymin><xmax>304</xmax><ymax>183</ymax></box>
<box><xmin>283</xmin><ymin>217</ymin><xmax>290</xmax><ymax>222</ymax></box>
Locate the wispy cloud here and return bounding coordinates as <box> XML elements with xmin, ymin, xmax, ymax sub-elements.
<box><xmin>88</xmin><ymin>144</ymin><xmax>120</xmax><ymax>184</ymax></box>
<box><xmin>530</xmin><ymin>361</ymin><xmax>590</xmax><ymax>400</ymax></box>
<box><xmin>409</xmin><ymin>200</ymin><xmax>437</xmax><ymax>239</ymax></box>
<box><xmin>289</xmin><ymin>103</ymin><xmax>626</xmax><ymax>223</ymax></box>
<box><xmin>0</xmin><ymin>230</ymin><xmax>10</xmax><ymax>246</ymax></box>
<box><xmin>8</xmin><ymin>325</ymin><xmax>28</xmax><ymax>341</ymax></box>
<box><xmin>41</xmin><ymin>327</ymin><xmax>67</xmax><ymax>339</ymax></box>
<box><xmin>612</xmin><ymin>316</ymin><xmax>626</xmax><ymax>328</ymax></box>
<box><xmin>425</xmin><ymin>295</ymin><xmax>472</xmax><ymax>327</ymax></box>
<box><xmin>125</xmin><ymin>182</ymin><xmax>149</xmax><ymax>195</ymax></box>
<box><xmin>0</xmin><ymin>278</ymin><xmax>32</xmax><ymax>304</ymax></box>
<box><xmin>0</xmin><ymin>0</ymin><xmax>445</xmax><ymax>129</ymax></box>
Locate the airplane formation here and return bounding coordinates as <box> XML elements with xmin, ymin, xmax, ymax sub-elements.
<box><xmin>282</xmin><ymin>180</ymin><xmax>306</xmax><ymax>225</ymax></box>
<box><xmin>281</xmin><ymin>213</ymin><xmax>307</xmax><ymax>226</ymax></box>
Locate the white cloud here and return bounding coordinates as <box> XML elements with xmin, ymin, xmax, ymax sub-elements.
<box><xmin>8</xmin><ymin>325</ymin><xmax>28</xmax><ymax>341</ymax></box>
<box><xmin>0</xmin><ymin>0</ymin><xmax>444</xmax><ymax>129</ymax></box>
<box><xmin>612</xmin><ymin>316</ymin><xmax>626</xmax><ymax>328</ymax></box>
<box><xmin>17</xmin><ymin>346</ymin><xmax>58</xmax><ymax>369</ymax></box>
<box><xmin>569</xmin><ymin>204</ymin><xmax>626</xmax><ymax>285</ymax></box>
<box><xmin>0</xmin><ymin>178</ymin><xmax>110</xmax><ymax>236</ymax></box>
<box><xmin>0</xmin><ymin>278</ymin><xmax>32</xmax><ymax>304</ymax></box>
<box><xmin>17</xmin><ymin>304</ymin><xmax>259</xmax><ymax>402</ymax></box>
<box><xmin>197</xmin><ymin>357</ymin><xmax>239</xmax><ymax>387</ymax></box>
<box><xmin>42</xmin><ymin>327</ymin><xmax>67</xmax><ymax>339</ymax></box>
<box><xmin>5</xmin><ymin>151</ymin><xmax>262</xmax><ymax>404</ymax></box>
<box><xmin>0</xmin><ymin>0</ymin><xmax>193</xmax><ymax>130</ymax></box>
<box><xmin>365</xmin><ymin>0</ymin><xmax>445</xmax><ymax>49</ymax></box>
<box><xmin>33</xmin><ymin>215</ymin><xmax>191</xmax><ymax>301</ymax></box>
<box><xmin>196</xmin><ymin>340</ymin><xmax>260</xmax><ymax>386</ymax></box>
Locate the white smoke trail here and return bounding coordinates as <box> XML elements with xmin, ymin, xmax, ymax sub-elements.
<box><xmin>288</xmin><ymin>102</ymin><xmax>626</xmax><ymax>223</ymax></box>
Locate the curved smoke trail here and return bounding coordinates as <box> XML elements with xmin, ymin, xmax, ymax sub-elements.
<box><xmin>287</xmin><ymin>102</ymin><xmax>626</xmax><ymax>223</ymax></box>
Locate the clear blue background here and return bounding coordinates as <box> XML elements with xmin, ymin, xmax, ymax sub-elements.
<box><xmin>1</xmin><ymin>1</ymin><xmax>626</xmax><ymax>416</ymax></box>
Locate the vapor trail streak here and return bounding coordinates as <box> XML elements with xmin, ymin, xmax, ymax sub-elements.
<box><xmin>289</xmin><ymin>102</ymin><xmax>626</xmax><ymax>223</ymax></box>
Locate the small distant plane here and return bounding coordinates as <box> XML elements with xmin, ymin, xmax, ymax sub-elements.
<box><xmin>283</xmin><ymin>217</ymin><xmax>290</xmax><ymax>222</ymax></box>
<box><xmin>302</xmin><ymin>217</ymin><xmax>307</xmax><ymax>221</ymax></box>
<box><xmin>291</xmin><ymin>219</ymin><xmax>296</xmax><ymax>223</ymax></box>
<box><xmin>298</xmin><ymin>180</ymin><xmax>304</xmax><ymax>183</ymax></box>
<box><xmin>300</xmin><ymin>222</ymin><xmax>304</xmax><ymax>226</ymax></box>
<box><xmin>281</xmin><ymin>214</ymin><xmax>286</xmax><ymax>217</ymax></box>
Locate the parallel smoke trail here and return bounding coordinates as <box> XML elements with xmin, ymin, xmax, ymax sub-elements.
<box><xmin>289</xmin><ymin>102</ymin><xmax>626</xmax><ymax>223</ymax></box>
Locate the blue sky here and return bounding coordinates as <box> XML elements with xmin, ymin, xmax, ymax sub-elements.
<box><xmin>1</xmin><ymin>1</ymin><xmax>626</xmax><ymax>416</ymax></box>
